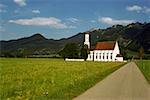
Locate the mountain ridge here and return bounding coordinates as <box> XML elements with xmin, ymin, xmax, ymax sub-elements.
<box><xmin>0</xmin><ymin>22</ymin><xmax>150</xmax><ymax>58</ymax></box>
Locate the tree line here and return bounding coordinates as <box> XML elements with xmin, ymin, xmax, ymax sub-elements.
<box><xmin>58</xmin><ymin>43</ymin><xmax>89</xmax><ymax>61</ymax></box>
<box><xmin>0</xmin><ymin>43</ymin><xmax>148</xmax><ymax>60</ymax></box>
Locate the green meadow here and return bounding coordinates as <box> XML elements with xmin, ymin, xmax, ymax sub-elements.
<box><xmin>136</xmin><ymin>60</ymin><xmax>150</xmax><ymax>84</ymax></box>
<box><xmin>0</xmin><ymin>58</ymin><xmax>125</xmax><ymax>100</ymax></box>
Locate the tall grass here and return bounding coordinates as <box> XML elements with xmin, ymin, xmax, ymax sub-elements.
<box><xmin>0</xmin><ymin>58</ymin><xmax>125</xmax><ymax>100</ymax></box>
<box><xmin>136</xmin><ymin>60</ymin><xmax>150</xmax><ymax>84</ymax></box>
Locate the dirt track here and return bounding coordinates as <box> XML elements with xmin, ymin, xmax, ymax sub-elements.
<box><xmin>74</xmin><ymin>62</ymin><xmax>150</xmax><ymax>100</ymax></box>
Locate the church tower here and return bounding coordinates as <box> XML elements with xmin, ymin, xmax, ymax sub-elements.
<box><xmin>84</xmin><ymin>33</ymin><xmax>90</xmax><ymax>49</ymax></box>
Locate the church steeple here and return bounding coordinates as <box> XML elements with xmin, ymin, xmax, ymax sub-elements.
<box><xmin>84</xmin><ymin>33</ymin><xmax>90</xmax><ymax>49</ymax></box>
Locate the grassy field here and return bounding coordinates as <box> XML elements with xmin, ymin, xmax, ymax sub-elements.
<box><xmin>136</xmin><ymin>60</ymin><xmax>150</xmax><ymax>84</ymax></box>
<box><xmin>0</xmin><ymin>58</ymin><xmax>125</xmax><ymax>100</ymax></box>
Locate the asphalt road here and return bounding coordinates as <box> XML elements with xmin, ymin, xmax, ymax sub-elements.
<box><xmin>74</xmin><ymin>62</ymin><xmax>150</xmax><ymax>100</ymax></box>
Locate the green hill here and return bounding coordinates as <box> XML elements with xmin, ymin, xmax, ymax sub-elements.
<box><xmin>0</xmin><ymin>22</ymin><xmax>150</xmax><ymax>58</ymax></box>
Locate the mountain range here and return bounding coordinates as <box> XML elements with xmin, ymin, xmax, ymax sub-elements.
<box><xmin>0</xmin><ymin>22</ymin><xmax>150</xmax><ymax>58</ymax></box>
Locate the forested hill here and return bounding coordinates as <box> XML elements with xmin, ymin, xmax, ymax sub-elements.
<box><xmin>0</xmin><ymin>22</ymin><xmax>150</xmax><ymax>58</ymax></box>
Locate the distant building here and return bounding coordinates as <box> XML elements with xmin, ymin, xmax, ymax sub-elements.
<box><xmin>84</xmin><ymin>33</ymin><xmax>123</xmax><ymax>61</ymax></box>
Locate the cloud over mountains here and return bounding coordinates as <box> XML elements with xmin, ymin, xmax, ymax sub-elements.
<box><xmin>9</xmin><ymin>17</ymin><xmax>69</xmax><ymax>29</ymax></box>
<box><xmin>99</xmin><ymin>17</ymin><xmax>134</xmax><ymax>25</ymax></box>
<box><xmin>126</xmin><ymin>5</ymin><xmax>150</xmax><ymax>13</ymax></box>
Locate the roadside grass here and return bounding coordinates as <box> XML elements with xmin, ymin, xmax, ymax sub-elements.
<box><xmin>136</xmin><ymin>60</ymin><xmax>150</xmax><ymax>84</ymax></box>
<box><xmin>0</xmin><ymin>58</ymin><xmax>125</xmax><ymax>100</ymax></box>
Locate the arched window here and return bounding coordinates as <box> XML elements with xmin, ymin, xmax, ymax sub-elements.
<box><xmin>96</xmin><ymin>53</ymin><xmax>98</xmax><ymax>59</ymax></box>
<box><xmin>99</xmin><ymin>53</ymin><xmax>101</xmax><ymax>59</ymax></box>
<box><xmin>107</xmin><ymin>53</ymin><xmax>109</xmax><ymax>59</ymax></box>
<box><xmin>103</xmin><ymin>53</ymin><xmax>105</xmax><ymax>59</ymax></box>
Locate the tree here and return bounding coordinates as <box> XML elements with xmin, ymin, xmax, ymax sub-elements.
<box><xmin>59</xmin><ymin>43</ymin><xmax>79</xmax><ymax>59</ymax></box>
<box><xmin>122</xmin><ymin>50</ymin><xmax>128</xmax><ymax>60</ymax></box>
<box><xmin>16</xmin><ymin>48</ymin><xmax>30</xmax><ymax>57</ymax></box>
<box><xmin>81</xmin><ymin>44</ymin><xmax>89</xmax><ymax>61</ymax></box>
<box><xmin>139</xmin><ymin>46</ymin><xmax>144</xmax><ymax>60</ymax></box>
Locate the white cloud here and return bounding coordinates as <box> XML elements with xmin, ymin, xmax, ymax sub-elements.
<box><xmin>99</xmin><ymin>17</ymin><xmax>134</xmax><ymax>25</ymax></box>
<box><xmin>14</xmin><ymin>0</ymin><xmax>26</xmax><ymax>7</ymax></box>
<box><xmin>67</xmin><ymin>18</ymin><xmax>79</xmax><ymax>23</ymax></box>
<box><xmin>9</xmin><ymin>17</ymin><xmax>72</xmax><ymax>29</ymax></box>
<box><xmin>126</xmin><ymin>5</ymin><xmax>142</xmax><ymax>12</ymax></box>
<box><xmin>32</xmin><ymin>10</ymin><xmax>40</xmax><ymax>14</ymax></box>
<box><xmin>126</xmin><ymin>5</ymin><xmax>150</xmax><ymax>13</ymax></box>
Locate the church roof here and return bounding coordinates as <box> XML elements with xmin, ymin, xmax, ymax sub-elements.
<box><xmin>95</xmin><ymin>41</ymin><xmax>116</xmax><ymax>50</ymax></box>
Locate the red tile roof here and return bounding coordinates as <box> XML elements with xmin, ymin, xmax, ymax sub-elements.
<box><xmin>95</xmin><ymin>41</ymin><xmax>116</xmax><ymax>50</ymax></box>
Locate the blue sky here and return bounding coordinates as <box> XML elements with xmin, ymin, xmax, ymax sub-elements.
<box><xmin>0</xmin><ymin>0</ymin><xmax>150</xmax><ymax>40</ymax></box>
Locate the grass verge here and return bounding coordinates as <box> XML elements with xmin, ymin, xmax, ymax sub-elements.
<box><xmin>136</xmin><ymin>60</ymin><xmax>150</xmax><ymax>84</ymax></box>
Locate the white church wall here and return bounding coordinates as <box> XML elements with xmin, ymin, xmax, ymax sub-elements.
<box><xmin>103</xmin><ymin>51</ymin><xmax>106</xmax><ymax>61</ymax></box>
<box><xmin>112</xmin><ymin>41</ymin><xmax>120</xmax><ymax>61</ymax></box>
<box><xmin>65</xmin><ymin>58</ymin><xmax>84</xmax><ymax>61</ymax></box>
<box><xmin>94</xmin><ymin>50</ymin><xmax>98</xmax><ymax>61</ymax></box>
<box><xmin>86</xmin><ymin>46</ymin><xmax>122</xmax><ymax>62</ymax></box>
<box><xmin>84</xmin><ymin>33</ymin><xmax>123</xmax><ymax>62</ymax></box>
<box><xmin>114</xmin><ymin>42</ymin><xmax>120</xmax><ymax>55</ymax></box>
<box><xmin>104</xmin><ymin>50</ymin><xmax>113</xmax><ymax>61</ymax></box>
<box><xmin>116</xmin><ymin>57</ymin><xmax>123</xmax><ymax>62</ymax></box>
<box><xmin>90</xmin><ymin>50</ymin><xmax>114</xmax><ymax>61</ymax></box>
<box><xmin>87</xmin><ymin>51</ymin><xmax>93</xmax><ymax>61</ymax></box>
<box><xmin>99</xmin><ymin>51</ymin><xmax>102</xmax><ymax>61</ymax></box>
<box><xmin>108</xmin><ymin>50</ymin><xmax>113</xmax><ymax>61</ymax></box>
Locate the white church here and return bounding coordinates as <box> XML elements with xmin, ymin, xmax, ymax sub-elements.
<box><xmin>84</xmin><ymin>33</ymin><xmax>123</xmax><ymax>62</ymax></box>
